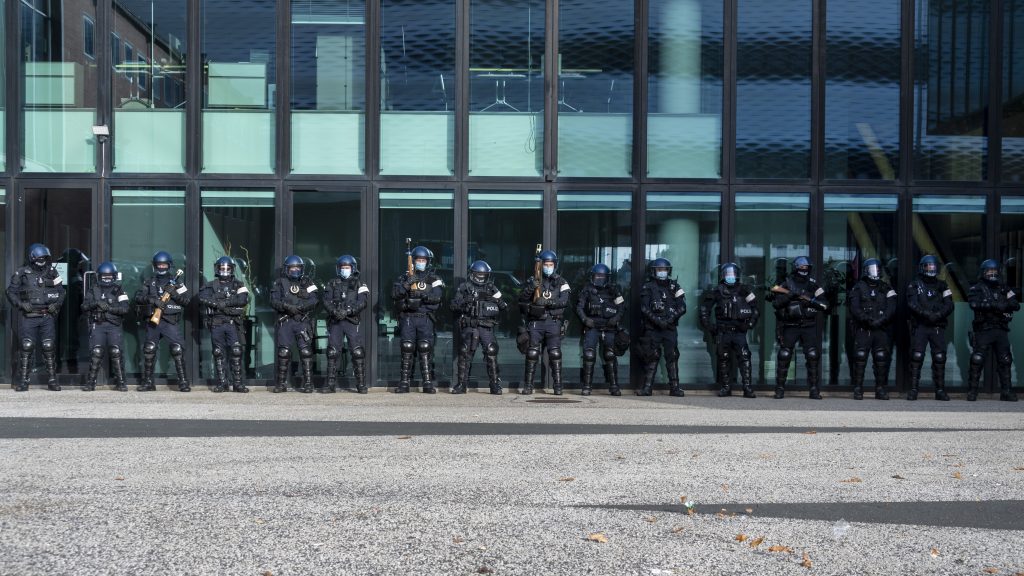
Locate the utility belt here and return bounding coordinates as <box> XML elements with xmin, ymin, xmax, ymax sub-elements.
<box><xmin>461</xmin><ymin>317</ymin><xmax>495</xmax><ymax>330</ymax></box>
<box><xmin>716</xmin><ymin>324</ymin><xmax>746</xmax><ymax>333</ymax></box>
<box><xmin>90</xmin><ymin>312</ymin><xmax>123</xmax><ymax>326</ymax></box>
<box><xmin>780</xmin><ymin>318</ymin><xmax>816</xmax><ymax>328</ymax></box>
<box><xmin>209</xmin><ymin>316</ymin><xmax>237</xmax><ymax>326</ymax></box>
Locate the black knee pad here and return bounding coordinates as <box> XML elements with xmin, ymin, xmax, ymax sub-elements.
<box><xmin>602</xmin><ymin>347</ymin><xmax>616</xmax><ymax>362</ymax></box>
<box><xmin>805</xmin><ymin>347</ymin><xmax>820</xmax><ymax>362</ymax></box>
<box><xmin>230</xmin><ymin>344</ymin><xmax>242</xmax><ymax>358</ymax></box>
<box><xmin>417</xmin><ymin>340</ymin><xmax>432</xmax><ymax>354</ymax></box>
<box><xmin>526</xmin><ymin>347</ymin><xmax>541</xmax><ymax>361</ymax></box>
<box><xmin>20</xmin><ymin>338</ymin><xmax>34</xmax><ymax>353</ymax></box>
<box><xmin>739</xmin><ymin>348</ymin><xmax>752</xmax><ymax>361</ymax></box>
<box><xmin>90</xmin><ymin>346</ymin><xmax>105</xmax><ymax>359</ymax></box>
<box><xmin>109</xmin><ymin>346</ymin><xmax>122</xmax><ymax>359</ymax></box>
<box><xmin>872</xmin><ymin>349</ymin><xmax>890</xmax><ymax>364</ymax></box>
<box><xmin>853</xmin><ymin>349</ymin><xmax>868</xmax><ymax>362</ymax></box>
<box><xmin>778</xmin><ymin>347</ymin><xmax>793</xmax><ymax>362</ymax></box>
<box><xmin>933</xmin><ymin>351</ymin><xmax>946</xmax><ymax>365</ymax></box>
<box><xmin>212</xmin><ymin>347</ymin><xmax>224</xmax><ymax>359</ymax></box>
<box><xmin>548</xmin><ymin>347</ymin><xmax>562</xmax><ymax>361</ymax></box>
<box><xmin>484</xmin><ymin>342</ymin><xmax>498</xmax><ymax>357</ymax></box>
<box><xmin>143</xmin><ymin>341</ymin><xmax>158</xmax><ymax>355</ymax></box>
<box><xmin>998</xmin><ymin>353</ymin><xmax>1013</xmax><ymax>367</ymax></box>
<box><xmin>299</xmin><ymin>347</ymin><xmax>313</xmax><ymax>359</ymax></box>
<box><xmin>277</xmin><ymin>346</ymin><xmax>291</xmax><ymax>360</ymax></box>
<box><xmin>970</xmin><ymin>352</ymin><xmax>985</xmax><ymax>366</ymax></box>
<box><xmin>718</xmin><ymin>349</ymin><xmax>731</xmax><ymax>361</ymax></box>
<box><xmin>911</xmin><ymin>350</ymin><xmax>924</xmax><ymax>363</ymax></box>
<box><xmin>41</xmin><ymin>339</ymin><xmax>55</xmax><ymax>353</ymax></box>
<box><xmin>351</xmin><ymin>346</ymin><xmax>366</xmax><ymax>360</ymax></box>
<box><xmin>663</xmin><ymin>347</ymin><xmax>680</xmax><ymax>361</ymax></box>
<box><xmin>169</xmin><ymin>343</ymin><xmax>183</xmax><ymax>357</ymax></box>
<box><xmin>582</xmin><ymin>348</ymin><xmax>597</xmax><ymax>362</ymax></box>
<box><xmin>400</xmin><ymin>340</ymin><xmax>415</xmax><ymax>354</ymax></box>
<box><xmin>327</xmin><ymin>346</ymin><xmax>340</xmax><ymax>360</ymax></box>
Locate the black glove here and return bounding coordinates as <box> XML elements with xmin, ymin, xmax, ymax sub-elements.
<box><xmin>285</xmin><ymin>304</ymin><xmax>301</xmax><ymax>316</ymax></box>
<box><xmin>583</xmin><ymin>317</ymin><xmax>595</xmax><ymax>328</ymax></box>
<box><xmin>607</xmin><ymin>317</ymin><xmax>619</xmax><ymax>328</ymax></box>
<box><xmin>149</xmin><ymin>297</ymin><xmax>165</xmax><ymax>309</ymax></box>
<box><xmin>47</xmin><ymin>303</ymin><xmax>62</xmax><ymax>316</ymax></box>
<box><xmin>655</xmin><ymin>319</ymin><xmax>670</xmax><ymax>331</ymax></box>
<box><xmin>98</xmin><ymin>300</ymin><xmax>110</xmax><ymax>311</ymax></box>
<box><xmin>20</xmin><ymin>302</ymin><xmax>33</xmax><ymax>314</ymax></box>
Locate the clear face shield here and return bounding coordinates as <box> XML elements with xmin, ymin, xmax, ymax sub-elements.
<box><xmin>983</xmin><ymin>268</ymin><xmax>999</xmax><ymax>283</ymax></box>
<box><xmin>216</xmin><ymin>264</ymin><xmax>233</xmax><ymax>279</ymax></box>
<box><xmin>154</xmin><ymin>262</ymin><xmax>170</xmax><ymax>276</ymax></box>
<box><xmin>471</xmin><ymin>271</ymin><xmax>488</xmax><ymax>285</ymax></box>
<box><xmin>287</xmin><ymin>265</ymin><xmax>303</xmax><ymax>279</ymax></box>
<box><xmin>865</xmin><ymin>263</ymin><xmax>880</xmax><ymax>281</ymax></box>
<box><xmin>593</xmin><ymin>273</ymin><xmax>608</xmax><ymax>287</ymax></box>
<box><xmin>922</xmin><ymin>262</ymin><xmax>938</xmax><ymax>277</ymax></box>
<box><xmin>99</xmin><ymin>274</ymin><xmax>115</xmax><ymax>286</ymax></box>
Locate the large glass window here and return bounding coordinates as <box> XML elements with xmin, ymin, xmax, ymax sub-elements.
<box><xmin>467</xmin><ymin>191</ymin><xmax>543</xmax><ymax>387</ymax></box>
<box><xmin>913</xmin><ymin>0</ymin><xmax>989</xmax><ymax>181</ymax></box>
<box><xmin>201</xmin><ymin>0</ymin><xmax>276</xmax><ymax>174</ymax></box>
<box><xmin>1002</xmin><ymin>2</ymin><xmax>1024</xmax><ymax>182</ymax></box>
<box><xmin>821</xmin><ymin>194</ymin><xmax>899</xmax><ymax>386</ymax></box>
<box><xmin>21</xmin><ymin>0</ymin><xmax>98</xmax><ymax>172</ymax></box>
<box><xmin>291</xmin><ymin>0</ymin><xmax>366</xmax><ymax>175</ymax></box>
<box><xmin>468</xmin><ymin>0</ymin><xmax>544</xmax><ymax>177</ymax></box>
<box><xmin>999</xmin><ymin>197</ymin><xmax>1024</xmax><ymax>384</ymax></box>
<box><xmin>912</xmin><ymin>194</ymin><xmax>986</xmax><ymax>388</ymax></box>
<box><xmin>646</xmin><ymin>193</ymin><xmax>721</xmax><ymax>385</ymax></box>
<box><xmin>736</xmin><ymin>0</ymin><xmax>811</xmax><ymax>179</ymax></box>
<box><xmin>556</xmin><ymin>0</ymin><xmax>634</xmax><ymax>177</ymax></box>
<box><xmin>825</xmin><ymin>0</ymin><xmax>901</xmax><ymax>180</ymax></box>
<box><xmin>379</xmin><ymin>0</ymin><xmax>455</xmax><ymax>176</ymax></box>
<box><xmin>0</xmin><ymin>190</ymin><xmax>6</xmax><ymax>373</ymax></box>
<box><xmin>111</xmin><ymin>189</ymin><xmax>186</xmax><ymax>380</ymax></box>
<box><xmin>113</xmin><ymin>0</ymin><xmax>187</xmax><ymax>173</ymax></box>
<box><xmin>734</xmin><ymin>193</ymin><xmax>810</xmax><ymax>386</ymax></box>
<box><xmin>200</xmin><ymin>190</ymin><xmax>276</xmax><ymax>381</ymax></box>
<box><xmin>556</xmin><ymin>192</ymin><xmax>631</xmax><ymax>385</ymax></box>
<box><xmin>647</xmin><ymin>0</ymin><xmax>723</xmax><ymax>179</ymax></box>
<box><xmin>0</xmin><ymin>1</ymin><xmax>5</xmax><ymax>172</ymax></box>
<box><xmin>377</xmin><ymin>190</ymin><xmax>454</xmax><ymax>387</ymax></box>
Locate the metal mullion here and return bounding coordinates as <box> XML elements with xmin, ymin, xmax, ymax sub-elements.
<box><xmin>187</xmin><ymin>0</ymin><xmax>202</xmax><ymax>177</ymax></box>
<box><xmin>278</xmin><ymin>0</ymin><xmax>292</xmax><ymax>178</ymax></box>
<box><xmin>633</xmin><ymin>0</ymin><xmax>648</xmax><ymax>183</ymax></box>
<box><xmin>366</xmin><ymin>0</ymin><xmax>381</xmax><ymax>180</ymax></box>
<box><xmin>724</xmin><ymin>0</ymin><xmax>737</xmax><ymax>184</ymax></box>
<box><xmin>97</xmin><ymin>0</ymin><xmax>112</xmax><ymax>178</ymax></box>
<box><xmin>629</xmin><ymin>185</ymin><xmax>646</xmax><ymax>390</ymax></box>
<box><xmin>991</xmin><ymin>0</ymin><xmax>1004</xmax><ymax>185</ymax></box>
<box><xmin>811</xmin><ymin>0</ymin><xmax>825</xmax><ymax>185</ymax></box>
<box><xmin>365</xmin><ymin>182</ymin><xmax>381</xmax><ymax>388</ymax></box>
<box><xmin>901</xmin><ymin>0</ymin><xmax>915</xmax><ymax>184</ymax></box>
<box><xmin>543</xmin><ymin>0</ymin><xmax>559</xmax><ymax>181</ymax></box>
<box><xmin>185</xmin><ymin>180</ymin><xmax>204</xmax><ymax>386</ymax></box>
<box><xmin>455</xmin><ymin>0</ymin><xmax>469</xmax><ymax>180</ymax></box>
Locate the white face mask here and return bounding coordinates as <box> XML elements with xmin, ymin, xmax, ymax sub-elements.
<box><xmin>339</xmin><ymin>267</ymin><xmax>352</xmax><ymax>279</ymax></box>
<box><xmin>542</xmin><ymin>265</ymin><xmax>555</xmax><ymax>276</ymax></box>
<box><xmin>655</xmin><ymin>270</ymin><xmax>669</xmax><ymax>280</ymax></box>
<box><xmin>414</xmin><ymin>260</ymin><xmax>427</xmax><ymax>272</ymax></box>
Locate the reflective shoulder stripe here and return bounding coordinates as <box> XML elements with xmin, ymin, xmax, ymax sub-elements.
<box><xmin>821</xmin><ymin>303</ymin><xmax>828</xmax><ymax>310</ymax></box>
<box><xmin>237</xmin><ymin>286</ymin><xmax>249</xmax><ymax>294</ymax></box>
<box><xmin>492</xmin><ymin>290</ymin><xmax>503</xmax><ymax>299</ymax></box>
<box><xmin>745</xmin><ymin>292</ymin><xmax>756</xmax><ymax>303</ymax></box>
<box><xmin>52</xmin><ymin>276</ymin><xmax>63</xmax><ymax>286</ymax></box>
<box><xmin>176</xmin><ymin>285</ymin><xmax>188</xmax><ymax>294</ymax></box>
<box><xmin>814</xmin><ymin>287</ymin><xmax>825</xmax><ymax>297</ymax></box>
<box><xmin>614</xmin><ymin>296</ymin><xmax>624</xmax><ymax>305</ymax></box>
<box><xmin>1008</xmin><ymin>290</ymin><xmax>1016</xmax><ymax>299</ymax></box>
<box><xmin>358</xmin><ymin>285</ymin><xmax>370</xmax><ymax>294</ymax></box>
<box><xmin>674</xmin><ymin>288</ymin><xmax>685</xmax><ymax>297</ymax></box>
<box><xmin>886</xmin><ymin>290</ymin><xmax>897</xmax><ymax>298</ymax></box>
<box><xmin>942</xmin><ymin>289</ymin><xmax>952</xmax><ymax>298</ymax></box>
<box><xmin>432</xmin><ymin>279</ymin><xmax>443</xmax><ymax>288</ymax></box>
<box><xmin>307</xmin><ymin>284</ymin><xmax>318</xmax><ymax>292</ymax></box>
<box><xmin>560</xmin><ymin>283</ymin><xmax>570</xmax><ymax>292</ymax></box>
<box><xmin>118</xmin><ymin>294</ymin><xmax>129</xmax><ymax>302</ymax></box>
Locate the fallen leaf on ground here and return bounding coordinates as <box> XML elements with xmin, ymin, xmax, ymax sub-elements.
<box><xmin>671</xmin><ymin>526</ymin><xmax>685</xmax><ymax>534</ymax></box>
<box><xmin>477</xmin><ymin>567</ymin><xmax>494</xmax><ymax>574</ymax></box>
<box><xmin>254</xmin><ymin>518</ymin><xmax>266</xmax><ymax>525</ymax></box>
<box><xmin>396</xmin><ymin>436</ymin><xmax>412</xmax><ymax>440</ymax></box>
<box><xmin>679</xmin><ymin>495</ymin><xmax>688</xmax><ymax>504</ymax></box>
<box><xmin>804</xmin><ymin>430</ymin><xmax>817</xmax><ymax>435</ymax></box>
<box><xmin>923</xmin><ymin>452</ymin><xmax>934</xmax><ymax>460</ymax></box>
<box><xmin>721</xmin><ymin>484</ymin><xmax>729</xmax><ymax>493</ymax></box>
<box><xmin>586</xmin><ymin>532</ymin><xmax>609</xmax><ymax>543</ymax></box>
<box><xmin>950</xmin><ymin>462</ymin><xmax>964</xmax><ymax>468</ymax></box>
<box><xmin>615</xmin><ymin>455</ymin><xmax>625</xmax><ymax>460</ymax></box>
<box><xmin>983</xmin><ymin>569</ymin><xmax>999</xmax><ymax>574</ymax></box>
<box><xmin>558</xmin><ymin>477</ymin><xmax>575</xmax><ymax>482</ymax></box>
<box><xmin>1012</xmin><ymin>466</ymin><xmax>1024</xmax><ymax>471</ymax></box>
<box><xmin>930</xmin><ymin>548</ymin><xmax>940</xmax><ymax>558</ymax></box>
<box><xmin>262</xmin><ymin>572</ymin><xmax>273</xmax><ymax>576</ymax></box>
<box><xmin>644</xmin><ymin>516</ymin><xmax>657</xmax><ymax>523</ymax></box>
<box><xmin>749</xmin><ymin>537</ymin><xmax>765</xmax><ymax>548</ymax></box>
<box><xmin>952</xmin><ymin>471</ymin><xmax>962</xmax><ymax>480</ymax></box>
<box><xmin>840</xmin><ymin>477</ymin><xmax>863</xmax><ymax>483</ymax></box>
<box><xmin>800</xmin><ymin>552</ymin><xmax>812</xmax><ymax>568</ymax></box>
<box><xmin>735</xmin><ymin>534</ymin><xmax>748</xmax><ymax>542</ymax></box>
<box><xmin>768</xmin><ymin>545</ymin><xmax>793</xmax><ymax>553</ymax></box>
<box><xmin>892</xmin><ymin>474</ymin><xmax>906</xmax><ymax>480</ymax></box>
<box><xmin>114</xmin><ymin>476</ymin><xmax>125</xmax><ymax>481</ymax></box>
<box><xmin>452</xmin><ymin>536</ymin><xmax>465</xmax><ymax>544</ymax></box>
<box><xmin>745</xmin><ymin>508</ymin><xmax>754</xmax><ymax>514</ymax></box>
<box><xmin>687</xmin><ymin>508</ymin><xmax>695</xmax><ymax>516</ymax></box>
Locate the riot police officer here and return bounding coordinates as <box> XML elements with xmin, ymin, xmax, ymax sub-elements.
<box><xmin>699</xmin><ymin>262</ymin><xmax>758</xmax><ymax>398</ymax></box>
<box><xmin>518</xmin><ymin>250</ymin><xmax>570</xmax><ymax>395</ymax></box>
<box><xmin>134</xmin><ymin>251</ymin><xmax>191</xmax><ymax>392</ymax></box>
<box><xmin>769</xmin><ymin>256</ymin><xmax>828</xmax><ymax>399</ymax></box>
<box><xmin>966</xmin><ymin>259</ymin><xmax>1020</xmax><ymax>402</ymax></box>
<box><xmin>638</xmin><ymin>258</ymin><xmax>686</xmax><ymax>396</ymax></box>
<box><xmin>906</xmin><ymin>255</ymin><xmax>953</xmax><ymax>401</ymax></box>
<box><xmin>452</xmin><ymin>260</ymin><xmax>507</xmax><ymax>395</ymax></box>
<box><xmin>7</xmin><ymin>244</ymin><xmax>66</xmax><ymax>391</ymax></box>
<box><xmin>81</xmin><ymin>262</ymin><xmax>129</xmax><ymax>391</ymax></box>
<box><xmin>847</xmin><ymin>258</ymin><xmax>896</xmax><ymax>400</ymax></box>
<box><xmin>323</xmin><ymin>255</ymin><xmax>369</xmax><ymax>394</ymax></box>
<box><xmin>392</xmin><ymin>246</ymin><xmax>444</xmax><ymax>393</ymax></box>
<box><xmin>576</xmin><ymin>263</ymin><xmax>624</xmax><ymax>396</ymax></box>
<box><xmin>197</xmin><ymin>257</ymin><xmax>250</xmax><ymax>393</ymax></box>
<box><xmin>270</xmin><ymin>255</ymin><xmax>319</xmax><ymax>393</ymax></box>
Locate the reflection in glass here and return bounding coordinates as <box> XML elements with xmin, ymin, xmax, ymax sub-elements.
<box><xmin>112</xmin><ymin>0</ymin><xmax>187</xmax><ymax>173</ymax></box>
<box><xmin>468</xmin><ymin>0</ymin><xmax>544</xmax><ymax>177</ymax></box>
<box><xmin>734</xmin><ymin>193</ymin><xmax>809</xmax><ymax>386</ymax></box>
<box><xmin>912</xmin><ymin>195</ymin><xmax>986</xmax><ymax>387</ymax></box>
<box><xmin>467</xmin><ymin>191</ymin><xmax>543</xmax><ymax>387</ymax></box>
<box><xmin>913</xmin><ymin>0</ymin><xmax>989</xmax><ymax>181</ymax></box>
<box><xmin>556</xmin><ymin>192</ymin><xmax>631</xmax><ymax>385</ymax></box>
<box><xmin>21</xmin><ymin>0</ymin><xmax>98</xmax><ymax>172</ymax></box>
<box><xmin>379</xmin><ymin>0</ymin><xmax>455</xmax><ymax>175</ymax></box>
<box><xmin>200</xmin><ymin>190</ymin><xmax>276</xmax><ymax>380</ymax></box>
<box><xmin>824</xmin><ymin>0</ymin><xmax>900</xmax><ymax>180</ymax></box>
<box><xmin>736</xmin><ymin>0</ymin><xmax>810</xmax><ymax>179</ymax></box>
<box><xmin>647</xmin><ymin>0</ymin><xmax>723</xmax><ymax>178</ymax></box>
<box><xmin>377</xmin><ymin>191</ymin><xmax>454</xmax><ymax>386</ymax></box>
<box><xmin>201</xmin><ymin>0</ymin><xmax>276</xmax><ymax>173</ymax></box>
<box><xmin>999</xmin><ymin>197</ymin><xmax>1024</xmax><ymax>384</ymax></box>
<box><xmin>291</xmin><ymin>0</ymin><xmax>366</xmax><ymax>174</ymax></box>
<box><xmin>0</xmin><ymin>2</ymin><xmax>5</xmax><ymax>172</ymax></box>
<box><xmin>557</xmin><ymin>0</ymin><xmax>634</xmax><ymax>177</ymax></box>
<box><xmin>821</xmin><ymin>194</ymin><xmax>898</xmax><ymax>386</ymax></box>
<box><xmin>646</xmin><ymin>193</ymin><xmax>721</xmax><ymax>385</ymax></box>
<box><xmin>111</xmin><ymin>190</ymin><xmax>186</xmax><ymax>378</ymax></box>
<box><xmin>1002</xmin><ymin>3</ymin><xmax>1024</xmax><ymax>182</ymax></box>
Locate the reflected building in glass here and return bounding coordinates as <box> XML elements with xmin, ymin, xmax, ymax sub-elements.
<box><xmin>2</xmin><ymin>0</ymin><xmax>1024</xmax><ymax>396</ymax></box>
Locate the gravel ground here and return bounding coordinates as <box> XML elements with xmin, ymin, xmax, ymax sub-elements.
<box><xmin>0</xmin><ymin>390</ymin><xmax>1022</xmax><ymax>575</ymax></box>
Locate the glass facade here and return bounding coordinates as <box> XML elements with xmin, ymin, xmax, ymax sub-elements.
<box><xmin>3</xmin><ymin>0</ymin><xmax>1024</xmax><ymax>392</ymax></box>
<box><xmin>1000</xmin><ymin>197</ymin><xmax>1024</xmax><ymax>385</ymax></box>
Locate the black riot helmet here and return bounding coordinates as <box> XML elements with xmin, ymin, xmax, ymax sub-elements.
<box><xmin>215</xmin><ymin>256</ymin><xmax>235</xmax><ymax>280</ymax></box>
<box><xmin>29</xmin><ymin>244</ymin><xmax>52</xmax><ymax>270</ymax></box>
<box><xmin>337</xmin><ymin>255</ymin><xmax>358</xmax><ymax>279</ymax></box>
<box><xmin>919</xmin><ymin>254</ymin><xmax>940</xmax><ymax>278</ymax></box>
<box><xmin>97</xmin><ymin>261</ymin><xmax>118</xmax><ymax>286</ymax></box>
<box><xmin>650</xmin><ymin>257</ymin><xmax>672</xmax><ymax>281</ymax></box>
<box><xmin>152</xmin><ymin>251</ymin><xmax>173</xmax><ymax>276</ymax></box>
<box><xmin>410</xmin><ymin>246</ymin><xmax>432</xmax><ymax>272</ymax></box>
<box><xmin>980</xmin><ymin>259</ymin><xmax>1000</xmax><ymax>285</ymax></box>
<box><xmin>720</xmin><ymin>262</ymin><xmax>740</xmax><ymax>285</ymax></box>
<box><xmin>283</xmin><ymin>255</ymin><xmax>304</xmax><ymax>280</ymax></box>
<box><xmin>793</xmin><ymin>256</ymin><xmax>812</xmax><ymax>278</ymax></box>
<box><xmin>469</xmin><ymin>260</ymin><xmax>492</xmax><ymax>285</ymax></box>
<box><xmin>538</xmin><ymin>250</ymin><xmax>558</xmax><ymax>276</ymax></box>
<box><xmin>591</xmin><ymin>263</ymin><xmax>611</xmax><ymax>287</ymax></box>
<box><xmin>862</xmin><ymin>258</ymin><xmax>882</xmax><ymax>283</ymax></box>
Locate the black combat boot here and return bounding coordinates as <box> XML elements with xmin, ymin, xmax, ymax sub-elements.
<box><xmin>395</xmin><ymin>350</ymin><xmax>413</xmax><ymax>393</ymax></box>
<box><xmin>715</xmin><ymin>355</ymin><xmax>732</xmax><ymax>397</ymax></box>
<box><xmin>352</xmin><ymin>353</ymin><xmax>367</xmax><ymax>394</ymax></box>
<box><xmin>807</xmin><ymin>359</ymin><xmax>822</xmax><ymax>400</ymax></box>
<box><xmin>966</xmin><ymin>357</ymin><xmax>983</xmax><ymax>401</ymax></box>
<box><xmin>299</xmin><ymin>355</ymin><xmax>314</xmax><ymax>393</ymax></box>
<box><xmin>933</xmin><ymin>362</ymin><xmax>950</xmax><ymax>401</ymax></box>
<box><xmin>774</xmin><ymin>351</ymin><xmax>791</xmax><ymax>399</ymax></box>
<box><xmin>873</xmin><ymin>360</ymin><xmax>890</xmax><ymax>400</ymax></box>
<box><xmin>604</xmin><ymin>360</ymin><xmax>621</xmax><ymax>396</ymax></box>
<box><xmin>580</xmin><ymin>357</ymin><xmax>595</xmax><ymax>396</ymax></box>
<box><xmin>452</xmin><ymin>352</ymin><xmax>469</xmax><ymax>394</ymax></box>
<box><xmin>110</xmin><ymin>348</ymin><xmax>127</xmax><ymax>392</ymax></box>
<box><xmin>322</xmin><ymin>350</ymin><xmax>338</xmax><ymax>393</ymax></box>
<box><xmin>173</xmin><ymin>352</ymin><xmax>190</xmax><ymax>392</ymax></box>
<box><xmin>485</xmin><ymin>354</ymin><xmax>502</xmax><ymax>395</ymax></box>
<box><xmin>998</xmin><ymin>360</ymin><xmax>1018</xmax><ymax>401</ymax></box>
<box><xmin>273</xmin><ymin>353</ymin><xmax>289</xmax><ymax>393</ymax></box>
<box><xmin>212</xmin><ymin>353</ymin><xmax>228</xmax><ymax>393</ymax></box>
<box><xmin>550</xmin><ymin>358</ymin><xmax>563</xmax><ymax>395</ymax></box>
<box><xmin>230</xmin><ymin>354</ymin><xmax>248</xmax><ymax>393</ymax></box>
<box><xmin>667</xmin><ymin>358</ymin><xmax>683</xmax><ymax>396</ymax></box>
<box><xmin>16</xmin><ymin>348</ymin><xmax>32</xmax><ymax>392</ymax></box>
<box><xmin>138</xmin><ymin>349</ymin><xmax>156</xmax><ymax>392</ymax></box>
<box><xmin>637</xmin><ymin>362</ymin><xmax>656</xmax><ymax>396</ymax></box>
<box><xmin>851</xmin><ymin>360</ymin><xmax>866</xmax><ymax>400</ymax></box>
<box><xmin>522</xmin><ymin>357</ymin><xmax>537</xmax><ymax>395</ymax></box>
<box><xmin>43</xmin><ymin>348</ymin><xmax>60</xmax><ymax>391</ymax></box>
<box><xmin>419</xmin><ymin>351</ymin><xmax>436</xmax><ymax>394</ymax></box>
<box><xmin>739</xmin><ymin>355</ymin><xmax>756</xmax><ymax>398</ymax></box>
<box><xmin>85</xmin><ymin>347</ymin><xmax>103</xmax><ymax>392</ymax></box>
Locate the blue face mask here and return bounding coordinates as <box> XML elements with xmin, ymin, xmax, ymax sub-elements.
<box><xmin>656</xmin><ymin>270</ymin><xmax>669</xmax><ymax>280</ymax></box>
<box><xmin>724</xmin><ymin>274</ymin><xmax>737</xmax><ymax>285</ymax></box>
<box><xmin>414</xmin><ymin>261</ymin><xmax>427</xmax><ymax>272</ymax></box>
<box><xmin>543</xmin><ymin>265</ymin><xmax>555</xmax><ymax>276</ymax></box>
<box><xmin>339</xmin><ymin>268</ymin><xmax>352</xmax><ymax>279</ymax></box>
